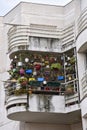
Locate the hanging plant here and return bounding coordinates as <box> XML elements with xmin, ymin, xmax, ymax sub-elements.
<box><xmin>51</xmin><ymin>63</ymin><xmax>62</xmax><ymax>70</ymax></box>
<box><xmin>14</xmin><ymin>88</ymin><xmax>27</xmax><ymax>95</ymax></box>
<box><xmin>70</xmin><ymin>57</ymin><xmax>76</xmax><ymax>64</ymax></box>
<box><xmin>18</xmin><ymin>77</ymin><xmax>28</xmax><ymax>84</ymax></box>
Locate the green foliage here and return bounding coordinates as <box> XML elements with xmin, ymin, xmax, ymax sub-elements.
<box><xmin>18</xmin><ymin>77</ymin><xmax>28</xmax><ymax>83</ymax></box>
<box><xmin>14</xmin><ymin>88</ymin><xmax>27</xmax><ymax>95</ymax></box>
<box><xmin>51</xmin><ymin>63</ymin><xmax>62</xmax><ymax>70</ymax></box>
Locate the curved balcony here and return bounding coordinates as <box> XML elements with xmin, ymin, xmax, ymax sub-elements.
<box><xmin>8</xmin><ymin>24</ymin><xmax>75</xmax><ymax>54</ymax></box>
<box><xmin>81</xmin><ymin>70</ymin><xmax>87</xmax><ymax>99</ymax></box>
<box><xmin>61</xmin><ymin>24</ymin><xmax>75</xmax><ymax>51</ymax></box>
<box><xmin>8</xmin><ymin>25</ymin><xmax>61</xmax><ymax>54</ymax></box>
<box><xmin>8</xmin><ymin>26</ymin><xmax>29</xmax><ymax>53</ymax></box>
<box><xmin>80</xmin><ymin>71</ymin><xmax>87</xmax><ymax>117</ymax></box>
<box><xmin>77</xmin><ymin>7</ymin><xmax>87</xmax><ymax>36</ymax></box>
<box><xmin>5</xmin><ymin>85</ymin><xmax>65</xmax><ymax>122</ymax></box>
<box><xmin>5</xmin><ymin>81</ymin><xmax>80</xmax><ymax>123</ymax></box>
<box><xmin>5</xmin><ymin>48</ymin><xmax>80</xmax><ymax>122</ymax></box>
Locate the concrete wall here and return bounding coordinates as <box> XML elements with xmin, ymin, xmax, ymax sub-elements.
<box><xmin>3</xmin><ymin>3</ymin><xmax>21</xmax><ymax>25</ymax></box>
<box><xmin>81</xmin><ymin>0</ymin><xmax>87</xmax><ymax>11</ymax></box>
<box><xmin>63</xmin><ymin>0</ymin><xmax>75</xmax><ymax>26</ymax></box>
<box><xmin>4</xmin><ymin>1</ymin><xmax>77</xmax><ymax>28</ymax></box>
<box><xmin>21</xmin><ymin>2</ymin><xmax>64</xmax><ymax>27</ymax></box>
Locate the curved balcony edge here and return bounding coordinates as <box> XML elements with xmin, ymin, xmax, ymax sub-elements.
<box><xmin>5</xmin><ymin>93</ymin><xmax>80</xmax><ymax>122</ymax></box>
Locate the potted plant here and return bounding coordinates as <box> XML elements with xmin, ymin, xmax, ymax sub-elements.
<box><xmin>70</xmin><ymin>57</ymin><xmax>76</xmax><ymax>64</ymax></box>
<box><xmin>14</xmin><ymin>88</ymin><xmax>27</xmax><ymax>95</ymax></box>
<box><xmin>51</xmin><ymin>63</ymin><xmax>62</xmax><ymax>70</ymax></box>
<box><xmin>18</xmin><ymin>77</ymin><xmax>28</xmax><ymax>87</ymax></box>
<box><xmin>65</xmin><ymin>84</ymin><xmax>74</xmax><ymax>95</ymax></box>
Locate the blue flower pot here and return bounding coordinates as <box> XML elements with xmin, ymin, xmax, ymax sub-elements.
<box><xmin>25</xmin><ymin>69</ymin><xmax>32</xmax><ymax>74</ymax></box>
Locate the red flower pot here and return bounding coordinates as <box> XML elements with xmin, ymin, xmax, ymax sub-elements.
<box><xmin>35</xmin><ymin>64</ymin><xmax>41</xmax><ymax>70</ymax></box>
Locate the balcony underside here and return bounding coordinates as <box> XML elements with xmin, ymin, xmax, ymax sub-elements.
<box><xmin>7</xmin><ymin>109</ymin><xmax>81</xmax><ymax>124</ymax></box>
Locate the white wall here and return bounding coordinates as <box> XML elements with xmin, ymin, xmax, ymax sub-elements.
<box><xmin>3</xmin><ymin>3</ymin><xmax>21</xmax><ymax>25</ymax></box>
<box><xmin>63</xmin><ymin>0</ymin><xmax>75</xmax><ymax>26</ymax></box>
<box><xmin>21</xmin><ymin>2</ymin><xmax>64</xmax><ymax>27</ymax></box>
<box><xmin>81</xmin><ymin>0</ymin><xmax>87</xmax><ymax>11</ymax></box>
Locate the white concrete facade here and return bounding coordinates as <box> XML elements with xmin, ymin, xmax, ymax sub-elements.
<box><xmin>1</xmin><ymin>0</ymin><xmax>87</xmax><ymax>130</ymax></box>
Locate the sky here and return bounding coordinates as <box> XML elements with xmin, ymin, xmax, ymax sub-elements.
<box><xmin>0</xmin><ymin>0</ymin><xmax>72</xmax><ymax>16</ymax></box>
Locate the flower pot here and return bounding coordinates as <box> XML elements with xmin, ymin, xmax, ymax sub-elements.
<box><xmin>17</xmin><ymin>62</ymin><xmax>23</xmax><ymax>66</ymax></box>
<box><xmin>44</xmin><ymin>71</ymin><xmax>50</xmax><ymax>76</ymax></box>
<box><xmin>45</xmin><ymin>61</ymin><xmax>49</xmax><ymax>65</ymax></box>
<box><xmin>20</xmin><ymin>68</ymin><xmax>25</xmax><ymax>75</ymax></box>
<box><xmin>37</xmin><ymin>77</ymin><xmax>44</xmax><ymax>82</ymax></box>
<box><xmin>25</xmin><ymin>69</ymin><xmax>32</xmax><ymax>74</ymax></box>
<box><xmin>33</xmin><ymin>71</ymin><xmax>37</xmax><ymax>76</ymax></box>
<box><xmin>35</xmin><ymin>64</ymin><xmax>41</xmax><ymax>70</ymax></box>
<box><xmin>58</xmin><ymin>76</ymin><xmax>64</xmax><ymax>80</ymax></box>
<box><xmin>49</xmin><ymin>57</ymin><xmax>55</xmax><ymax>63</ymax></box>
<box><xmin>43</xmin><ymin>80</ymin><xmax>47</xmax><ymax>86</ymax></box>
<box><xmin>21</xmin><ymin>81</ymin><xmax>27</xmax><ymax>86</ymax></box>
<box><xmin>29</xmin><ymin>78</ymin><xmax>36</xmax><ymax>81</ymax></box>
<box><xmin>65</xmin><ymin>86</ymin><xmax>74</xmax><ymax>95</ymax></box>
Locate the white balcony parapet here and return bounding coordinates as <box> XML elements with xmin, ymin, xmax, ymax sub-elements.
<box><xmin>77</xmin><ymin>7</ymin><xmax>87</xmax><ymax>36</ymax></box>
<box><xmin>65</xmin><ymin>104</ymin><xmax>80</xmax><ymax>113</ymax></box>
<box><xmin>5</xmin><ymin>92</ymin><xmax>80</xmax><ymax>123</ymax></box>
<box><xmin>7</xmin><ymin>23</ymin><xmax>75</xmax><ymax>54</ymax></box>
<box><xmin>81</xmin><ymin>70</ymin><xmax>87</xmax><ymax>98</ymax></box>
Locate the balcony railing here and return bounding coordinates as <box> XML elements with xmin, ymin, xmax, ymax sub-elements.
<box><xmin>81</xmin><ymin>70</ymin><xmax>87</xmax><ymax>98</ymax></box>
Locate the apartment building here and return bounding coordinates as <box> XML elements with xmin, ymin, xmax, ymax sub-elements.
<box><xmin>0</xmin><ymin>0</ymin><xmax>87</xmax><ymax>130</ymax></box>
